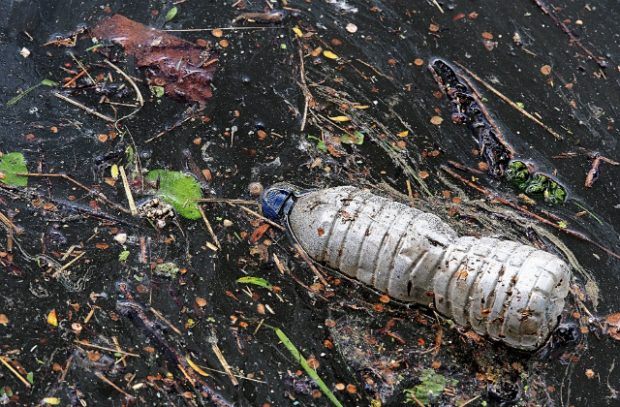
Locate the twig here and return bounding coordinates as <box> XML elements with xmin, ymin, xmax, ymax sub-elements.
<box><xmin>441</xmin><ymin>165</ymin><xmax>620</xmax><ymax>260</ymax></box>
<box><xmin>104</xmin><ymin>59</ymin><xmax>144</xmax><ymax>107</ymax></box>
<box><xmin>298</xmin><ymin>46</ymin><xmax>311</xmax><ymax>132</ymax></box>
<box><xmin>59</xmin><ymin>354</ymin><xmax>73</xmax><ymax>382</ymax></box>
<box><xmin>95</xmin><ymin>371</ymin><xmax>135</xmax><ymax>399</ymax></box>
<box><xmin>239</xmin><ymin>205</ymin><xmax>285</xmax><ymax>231</ymax></box>
<box><xmin>163</xmin><ymin>26</ymin><xmax>285</xmax><ymax>32</ymax></box>
<box><xmin>197</xmin><ymin>197</ymin><xmax>259</xmax><ymax>206</ymax></box>
<box><xmin>119</xmin><ymin>166</ymin><xmax>138</xmax><ymax>215</ymax></box>
<box><xmin>74</xmin><ymin>340</ymin><xmax>140</xmax><ymax>357</ymax></box>
<box><xmin>0</xmin><ymin>356</ymin><xmax>31</xmax><ymax>388</ymax></box>
<box><xmin>294</xmin><ymin>243</ymin><xmax>330</xmax><ymax>286</ymax></box>
<box><xmin>16</xmin><ymin>172</ymin><xmax>130</xmax><ymax>214</ymax></box>
<box><xmin>177</xmin><ymin>363</ymin><xmax>196</xmax><ymax>386</ymax></box>
<box><xmin>355</xmin><ymin>58</ymin><xmax>394</xmax><ymax>81</ymax></box>
<box><xmin>53</xmin><ymin>92</ymin><xmax>116</xmax><ymax>123</ymax></box>
<box><xmin>430</xmin><ymin>0</ymin><xmax>444</xmax><ymax>13</ymax></box>
<box><xmin>0</xmin><ymin>210</ymin><xmax>16</xmax><ymax>231</ymax></box>
<box><xmin>51</xmin><ymin>251</ymin><xmax>85</xmax><ymax>279</ymax></box>
<box><xmin>212</xmin><ymin>344</ymin><xmax>239</xmax><ymax>386</ymax></box>
<box><xmin>194</xmin><ymin>362</ymin><xmax>266</xmax><ymax>383</ymax></box>
<box><xmin>149</xmin><ymin>307</ymin><xmax>183</xmax><ymax>336</ymax></box>
<box><xmin>144</xmin><ymin>115</ymin><xmax>193</xmax><ymax>143</ymax></box>
<box><xmin>530</xmin><ymin>0</ymin><xmax>608</xmax><ymax>68</ymax></box>
<box><xmin>69</xmin><ymin>51</ymin><xmax>96</xmax><ymax>85</ymax></box>
<box><xmin>104</xmin><ymin>59</ymin><xmax>144</xmax><ymax>123</ymax></box>
<box><xmin>198</xmin><ymin>205</ymin><xmax>221</xmax><ymax>249</ymax></box>
<box><xmin>453</xmin><ymin>62</ymin><xmax>563</xmax><ymax>140</ymax></box>
<box><xmin>585</xmin><ymin>155</ymin><xmax>619</xmax><ymax>188</ymax></box>
<box><xmin>63</xmin><ymin>69</ymin><xmax>87</xmax><ymax>88</ymax></box>
<box><xmin>459</xmin><ymin>395</ymin><xmax>481</xmax><ymax>407</ymax></box>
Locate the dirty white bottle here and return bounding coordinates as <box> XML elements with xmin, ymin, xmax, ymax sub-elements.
<box><xmin>261</xmin><ymin>184</ymin><xmax>571</xmax><ymax>350</ymax></box>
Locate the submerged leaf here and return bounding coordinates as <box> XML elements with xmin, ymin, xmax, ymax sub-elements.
<box><xmin>91</xmin><ymin>15</ymin><xmax>217</xmax><ymax>108</ymax></box>
<box><xmin>145</xmin><ymin>170</ymin><xmax>202</xmax><ymax>219</ymax></box>
<box><xmin>237</xmin><ymin>276</ymin><xmax>273</xmax><ymax>290</ymax></box>
<box><xmin>0</xmin><ymin>152</ymin><xmax>28</xmax><ymax>187</ymax></box>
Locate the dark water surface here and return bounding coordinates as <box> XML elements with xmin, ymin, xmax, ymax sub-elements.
<box><xmin>1</xmin><ymin>0</ymin><xmax>619</xmax><ymax>405</ymax></box>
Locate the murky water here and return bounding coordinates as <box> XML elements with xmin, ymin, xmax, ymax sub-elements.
<box><xmin>1</xmin><ymin>0</ymin><xmax>619</xmax><ymax>405</ymax></box>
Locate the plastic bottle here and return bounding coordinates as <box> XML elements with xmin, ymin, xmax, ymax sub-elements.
<box><xmin>261</xmin><ymin>184</ymin><xmax>571</xmax><ymax>350</ymax></box>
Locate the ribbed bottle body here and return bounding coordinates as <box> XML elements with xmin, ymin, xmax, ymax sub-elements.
<box><xmin>287</xmin><ymin>186</ymin><xmax>570</xmax><ymax>350</ymax></box>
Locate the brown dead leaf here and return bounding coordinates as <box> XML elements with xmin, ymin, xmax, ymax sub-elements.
<box><xmin>91</xmin><ymin>15</ymin><xmax>218</xmax><ymax>108</ymax></box>
<box><xmin>605</xmin><ymin>312</ymin><xmax>620</xmax><ymax>340</ymax></box>
<box><xmin>249</xmin><ymin>223</ymin><xmax>270</xmax><ymax>244</ymax></box>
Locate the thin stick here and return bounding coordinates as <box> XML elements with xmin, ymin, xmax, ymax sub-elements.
<box><xmin>177</xmin><ymin>363</ymin><xmax>196</xmax><ymax>386</ymax></box>
<box><xmin>441</xmin><ymin>165</ymin><xmax>620</xmax><ymax>260</ymax></box>
<box><xmin>104</xmin><ymin>59</ymin><xmax>144</xmax><ymax>123</ymax></box>
<box><xmin>144</xmin><ymin>115</ymin><xmax>193</xmax><ymax>143</ymax></box>
<box><xmin>238</xmin><ymin>205</ymin><xmax>285</xmax><ymax>231</ymax></box>
<box><xmin>69</xmin><ymin>51</ymin><xmax>96</xmax><ymax>85</ymax></box>
<box><xmin>0</xmin><ymin>210</ymin><xmax>16</xmax><ymax>231</ymax></box>
<box><xmin>294</xmin><ymin>243</ymin><xmax>329</xmax><ymax>286</ymax></box>
<box><xmin>16</xmin><ymin>172</ymin><xmax>130</xmax><ymax>214</ymax></box>
<box><xmin>405</xmin><ymin>179</ymin><xmax>415</xmax><ymax>206</ymax></box>
<box><xmin>197</xmin><ymin>197</ymin><xmax>259</xmax><ymax>206</ymax></box>
<box><xmin>193</xmin><ymin>363</ymin><xmax>266</xmax><ymax>383</ymax></box>
<box><xmin>453</xmin><ymin>62</ymin><xmax>563</xmax><ymax>141</ymax></box>
<box><xmin>298</xmin><ymin>46</ymin><xmax>310</xmax><ymax>132</ymax></box>
<box><xmin>52</xmin><ymin>251</ymin><xmax>85</xmax><ymax>279</ymax></box>
<box><xmin>59</xmin><ymin>354</ymin><xmax>73</xmax><ymax>382</ymax></box>
<box><xmin>53</xmin><ymin>92</ymin><xmax>116</xmax><ymax>123</ymax></box>
<box><xmin>112</xmin><ymin>336</ymin><xmax>127</xmax><ymax>367</ymax></box>
<box><xmin>211</xmin><ymin>344</ymin><xmax>239</xmax><ymax>386</ymax></box>
<box><xmin>163</xmin><ymin>26</ymin><xmax>285</xmax><ymax>32</ymax></box>
<box><xmin>63</xmin><ymin>69</ymin><xmax>87</xmax><ymax>88</ymax></box>
<box><xmin>198</xmin><ymin>205</ymin><xmax>221</xmax><ymax>249</ymax></box>
<box><xmin>74</xmin><ymin>340</ymin><xmax>140</xmax><ymax>357</ymax></box>
<box><xmin>104</xmin><ymin>59</ymin><xmax>144</xmax><ymax>107</ymax></box>
<box><xmin>0</xmin><ymin>356</ymin><xmax>31</xmax><ymax>388</ymax></box>
<box><xmin>95</xmin><ymin>371</ymin><xmax>134</xmax><ymax>398</ymax></box>
<box><xmin>119</xmin><ymin>166</ymin><xmax>138</xmax><ymax>215</ymax></box>
<box><xmin>459</xmin><ymin>395</ymin><xmax>481</xmax><ymax>407</ymax></box>
<box><xmin>149</xmin><ymin>307</ymin><xmax>183</xmax><ymax>336</ymax></box>
<box><xmin>430</xmin><ymin>0</ymin><xmax>444</xmax><ymax>13</ymax></box>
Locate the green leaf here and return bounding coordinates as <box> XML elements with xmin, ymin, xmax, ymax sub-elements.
<box><xmin>274</xmin><ymin>327</ymin><xmax>343</xmax><ymax>407</ymax></box>
<box><xmin>150</xmin><ymin>85</ymin><xmax>165</xmax><ymax>98</ymax></box>
<box><xmin>524</xmin><ymin>174</ymin><xmax>549</xmax><ymax>194</ymax></box>
<box><xmin>340</xmin><ymin>131</ymin><xmax>364</xmax><ymax>145</ymax></box>
<box><xmin>237</xmin><ymin>276</ymin><xmax>273</xmax><ymax>290</ymax></box>
<box><xmin>154</xmin><ymin>261</ymin><xmax>180</xmax><ymax>278</ymax></box>
<box><xmin>40</xmin><ymin>79</ymin><xmax>59</xmax><ymax>87</ymax></box>
<box><xmin>506</xmin><ymin>160</ymin><xmax>530</xmax><ymax>191</ymax></box>
<box><xmin>165</xmin><ymin>6</ymin><xmax>178</xmax><ymax>22</ymax></box>
<box><xmin>26</xmin><ymin>371</ymin><xmax>34</xmax><ymax>385</ymax></box>
<box><xmin>307</xmin><ymin>135</ymin><xmax>327</xmax><ymax>152</ymax></box>
<box><xmin>118</xmin><ymin>250</ymin><xmax>130</xmax><ymax>262</ymax></box>
<box><xmin>543</xmin><ymin>180</ymin><xmax>567</xmax><ymax>205</ymax></box>
<box><xmin>404</xmin><ymin>369</ymin><xmax>455</xmax><ymax>405</ymax></box>
<box><xmin>145</xmin><ymin>170</ymin><xmax>203</xmax><ymax>219</ymax></box>
<box><xmin>0</xmin><ymin>152</ymin><xmax>28</xmax><ymax>187</ymax></box>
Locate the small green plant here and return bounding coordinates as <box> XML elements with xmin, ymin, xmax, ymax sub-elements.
<box><xmin>404</xmin><ymin>369</ymin><xmax>457</xmax><ymax>405</ymax></box>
